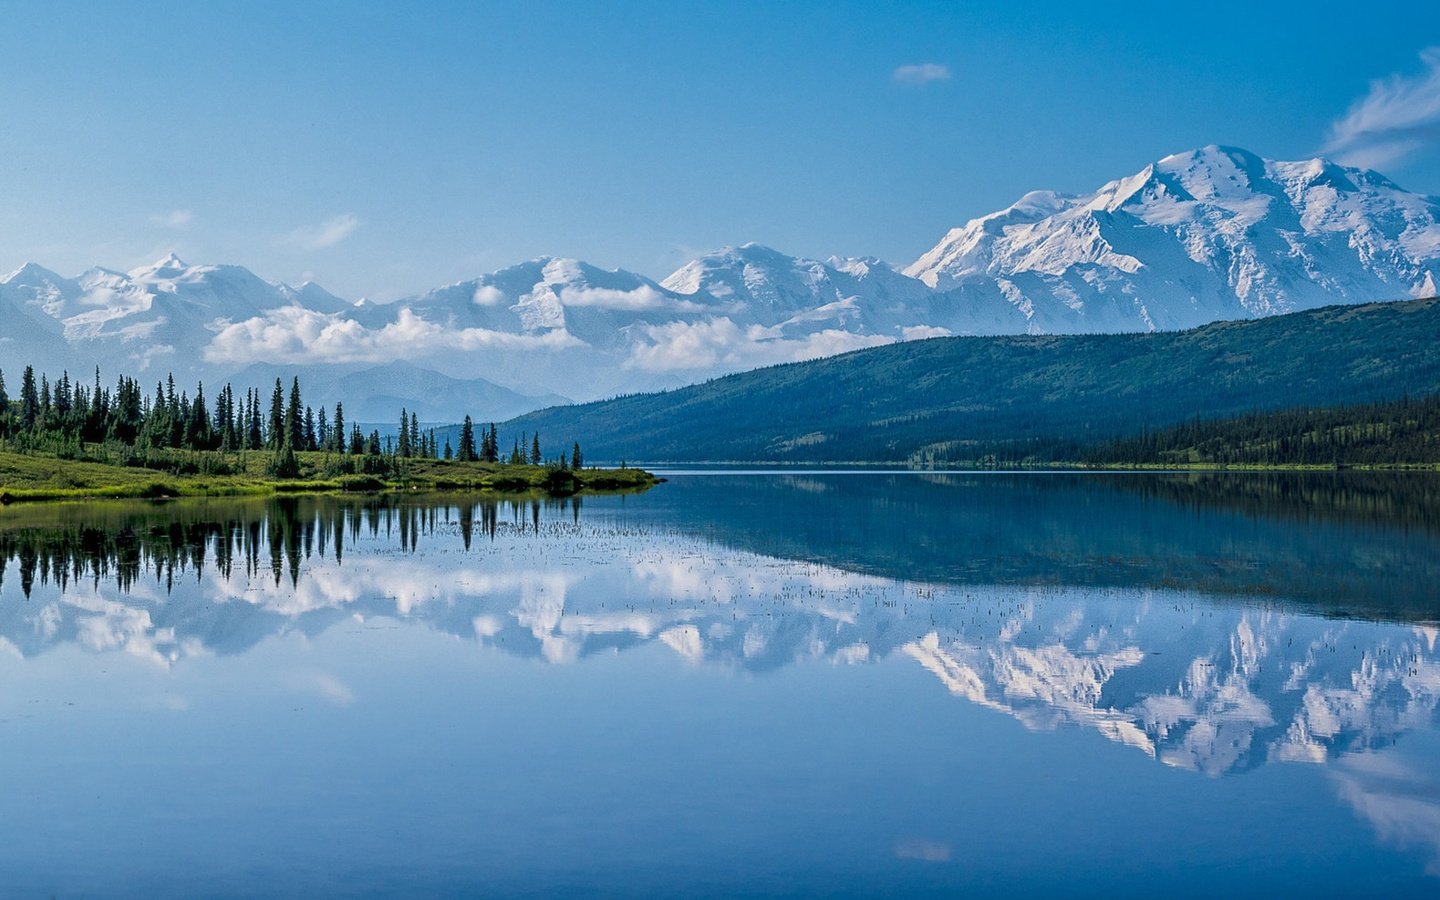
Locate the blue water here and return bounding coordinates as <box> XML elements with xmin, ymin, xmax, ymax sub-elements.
<box><xmin>0</xmin><ymin>472</ymin><xmax>1437</xmax><ymax>896</ymax></box>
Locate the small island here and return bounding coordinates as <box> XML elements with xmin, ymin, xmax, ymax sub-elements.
<box><xmin>0</xmin><ymin>365</ymin><xmax>658</xmax><ymax>504</ymax></box>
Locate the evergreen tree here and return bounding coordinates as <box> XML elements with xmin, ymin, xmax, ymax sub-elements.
<box><xmin>54</xmin><ymin>371</ymin><xmax>72</xmax><ymax>424</ymax></box>
<box><xmin>530</xmin><ymin>432</ymin><xmax>541</xmax><ymax>465</ymax></box>
<box><xmin>268</xmin><ymin>443</ymin><xmax>301</xmax><ymax>479</ymax></box>
<box><xmin>20</xmin><ymin>366</ymin><xmax>40</xmax><ymax>432</ymax></box>
<box><xmin>39</xmin><ymin>374</ymin><xmax>52</xmax><ymax>430</ymax></box>
<box><xmin>286</xmin><ymin>377</ymin><xmax>304</xmax><ymax>450</ymax></box>
<box><xmin>571</xmin><ymin>441</ymin><xmax>583</xmax><ymax>470</ymax></box>
<box><xmin>188</xmin><ymin>383</ymin><xmax>211</xmax><ymax>449</ymax></box>
<box><xmin>248</xmin><ymin>389</ymin><xmax>264</xmax><ymax>450</ymax></box>
<box><xmin>112</xmin><ymin>376</ymin><xmax>142</xmax><ymax>444</ymax></box>
<box><xmin>443</xmin><ymin>438</ymin><xmax>453</xmax><ymax>460</ymax></box>
<box><xmin>268</xmin><ymin>379</ymin><xmax>285</xmax><ymax>449</ymax></box>
<box><xmin>0</xmin><ymin>368</ymin><xmax>8</xmax><ymax>438</ymax></box>
<box><xmin>367</xmin><ymin>430</ymin><xmax>382</xmax><ymax>456</ymax></box>
<box><xmin>333</xmin><ymin>402</ymin><xmax>346</xmax><ymax>454</ymax></box>
<box><xmin>304</xmin><ymin>406</ymin><xmax>317</xmax><ymax>451</ymax></box>
<box><xmin>349</xmin><ymin>424</ymin><xmax>364</xmax><ymax>455</ymax></box>
<box><xmin>398</xmin><ymin>408</ymin><xmax>412</xmax><ymax>458</ymax></box>
<box><xmin>316</xmin><ymin>406</ymin><xmax>328</xmax><ymax>452</ymax></box>
<box><xmin>458</xmin><ymin>416</ymin><xmax>477</xmax><ymax>462</ymax></box>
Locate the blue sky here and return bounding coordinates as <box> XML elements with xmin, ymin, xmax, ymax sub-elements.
<box><xmin>2</xmin><ymin>0</ymin><xmax>1438</xmax><ymax>299</ymax></box>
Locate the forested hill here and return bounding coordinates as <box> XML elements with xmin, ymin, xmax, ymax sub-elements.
<box><xmin>503</xmin><ymin>297</ymin><xmax>1440</xmax><ymax>463</ymax></box>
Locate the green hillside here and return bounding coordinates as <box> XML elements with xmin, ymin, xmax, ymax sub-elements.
<box><xmin>503</xmin><ymin>297</ymin><xmax>1440</xmax><ymax>463</ymax></box>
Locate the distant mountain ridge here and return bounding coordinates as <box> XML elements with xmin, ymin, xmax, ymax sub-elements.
<box><xmin>2</xmin><ymin>146</ymin><xmax>1438</xmax><ymax>418</ymax></box>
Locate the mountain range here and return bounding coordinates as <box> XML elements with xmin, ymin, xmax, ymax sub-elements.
<box><xmin>2</xmin><ymin>145</ymin><xmax>1437</xmax><ymax>419</ymax></box>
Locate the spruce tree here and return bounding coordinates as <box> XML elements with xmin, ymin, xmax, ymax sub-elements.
<box><xmin>333</xmin><ymin>402</ymin><xmax>346</xmax><ymax>454</ymax></box>
<box><xmin>398</xmin><ymin>408</ymin><xmax>412</xmax><ymax>458</ymax></box>
<box><xmin>286</xmin><ymin>377</ymin><xmax>304</xmax><ymax>450</ymax></box>
<box><xmin>479</xmin><ymin>422</ymin><xmax>497</xmax><ymax>462</ymax></box>
<box><xmin>20</xmin><ymin>366</ymin><xmax>39</xmax><ymax>431</ymax></box>
<box><xmin>530</xmin><ymin>432</ymin><xmax>541</xmax><ymax>465</ymax></box>
<box><xmin>268</xmin><ymin>379</ymin><xmax>285</xmax><ymax>449</ymax></box>
<box><xmin>571</xmin><ymin>441</ymin><xmax>583</xmax><ymax>470</ymax></box>
<box><xmin>248</xmin><ymin>389</ymin><xmax>264</xmax><ymax>450</ymax></box>
<box><xmin>458</xmin><ymin>416</ymin><xmax>477</xmax><ymax>462</ymax></box>
<box><xmin>40</xmin><ymin>374</ymin><xmax>52</xmax><ymax>429</ymax></box>
<box><xmin>188</xmin><ymin>383</ymin><xmax>211</xmax><ymax>449</ymax></box>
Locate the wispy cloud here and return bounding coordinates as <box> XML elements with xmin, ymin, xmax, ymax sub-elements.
<box><xmin>285</xmin><ymin>213</ymin><xmax>360</xmax><ymax>250</ymax></box>
<box><xmin>624</xmin><ymin>317</ymin><xmax>893</xmax><ymax>372</ymax></box>
<box><xmin>892</xmin><ymin>63</ymin><xmax>950</xmax><ymax>86</ymax></box>
<box><xmin>1325</xmin><ymin>47</ymin><xmax>1440</xmax><ymax>169</ymax></box>
<box><xmin>203</xmin><ymin>306</ymin><xmax>580</xmax><ymax>366</ymax></box>
<box><xmin>149</xmin><ymin>209</ymin><xmax>192</xmax><ymax>228</ymax></box>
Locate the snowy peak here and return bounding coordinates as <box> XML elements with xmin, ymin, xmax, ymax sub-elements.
<box><xmin>905</xmin><ymin>146</ymin><xmax>1440</xmax><ymax>326</ymax></box>
<box><xmin>132</xmin><ymin>251</ymin><xmax>190</xmax><ymax>276</ymax></box>
<box><xmin>661</xmin><ymin>243</ymin><xmax>932</xmax><ymax>331</ymax></box>
<box><xmin>2</xmin><ymin>261</ymin><xmax>68</xmax><ymax>286</ymax></box>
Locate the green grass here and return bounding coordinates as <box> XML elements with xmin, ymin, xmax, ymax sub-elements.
<box><xmin>0</xmin><ymin>447</ymin><xmax>658</xmax><ymax>504</ymax></box>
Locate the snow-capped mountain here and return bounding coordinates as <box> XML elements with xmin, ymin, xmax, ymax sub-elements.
<box><xmin>907</xmin><ymin>145</ymin><xmax>1440</xmax><ymax>331</ymax></box>
<box><xmin>2</xmin><ymin>145</ymin><xmax>1438</xmax><ymax>415</ymax></box>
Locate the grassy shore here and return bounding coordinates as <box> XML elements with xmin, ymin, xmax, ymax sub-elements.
<box><xmin>0</xmin><ymin>448</ymin><xmax>659</xmax><ymax>504</ymax></box>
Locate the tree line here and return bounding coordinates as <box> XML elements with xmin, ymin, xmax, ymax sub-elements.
<box><xmin>0</xmin><ymin>364</ymin><xmax>585</xmax><ymax>476</ymax></box>
<box><xmin>1084</xmin><ymin>393</ymin><xmax>1440</xmax><ymax>467</ymax></box>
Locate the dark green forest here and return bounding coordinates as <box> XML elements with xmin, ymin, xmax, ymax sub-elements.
<box><xmin>1085</xmin><ymin>393</ymin><xmax>1440</xmax><ymax>467</ymax></box>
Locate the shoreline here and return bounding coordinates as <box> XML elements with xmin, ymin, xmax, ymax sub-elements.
<box><xmin>0</xmin><ymin>449</ymin><xmax>660</xmax><ymax>505</ymax></box>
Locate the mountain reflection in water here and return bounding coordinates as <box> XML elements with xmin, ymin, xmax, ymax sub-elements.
<box><xmin>1</xmin><ymin>472</ymin><xmax>1439</xmax><ymax>884</ymax></box>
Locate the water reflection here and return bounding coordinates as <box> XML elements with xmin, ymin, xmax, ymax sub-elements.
<box><xmin>2</xmin><ymin>474</ymin><xmax>1439</xmax><ymax>878</ymax></box>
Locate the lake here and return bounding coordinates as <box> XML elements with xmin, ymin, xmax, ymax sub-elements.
<box><xmin>1</xmin><ymin>471</ymin><xmax>1438</xmax><ymax>897</ymax></box>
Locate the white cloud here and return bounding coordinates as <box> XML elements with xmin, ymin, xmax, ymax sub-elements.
<box><xmin>473</xmin><ymin>285</ymin><xmax>507</xmax><ymax>306</ymax></box>
<box><xmin>892</xmin><ymin>63</ymin><xmax>951</xmax><ymax>86</ymax></box>
<box><xmin>901</xmin><ymin>324</ymin><xmax>953</xmax><ymax>340</ymax></box>
<box><xmin>285</xmin><ymin>213</ymin><xmax>360</xmax><ymax>250</ymax></box>
<box><xmin>624</xmin><ymin>317</ymin><xmax>894</xmax><ymax>372</ymax></box>
<box><xmin>558</xmin><ymin>284</ymin><xmax>709</xmax><ymax>312</ymax></box>
<box><xmin>203</xmin><ymin>306</ymin><xmax>582</xmax><ymax>366</ymax></box>
<box><xmin>149</xmin><ymin>209</ymin><xmax>192</xmax><ymax>228</ymax></box>
<box><xmin>1325</xmin><ymin>47</ymin><xmax>1440</xmax><ymax>169</ymax></box>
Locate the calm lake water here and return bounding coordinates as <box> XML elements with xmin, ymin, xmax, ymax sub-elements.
<box><xmin>1</xmin><ymin>472</ymin><xmax>1438</xmax><ymax>897</ymax></box>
